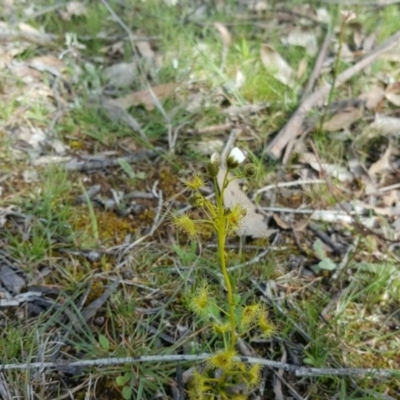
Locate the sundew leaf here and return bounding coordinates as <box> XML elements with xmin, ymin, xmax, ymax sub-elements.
<box><xmin>116</xmin><ymin>373</ymin><xmax>131</xmax><ymax>386</ymax></box>
<box><xmin>98</xmin><ymin>334</ymin><xmax>109</xmax><ymax>351</ymax></box>
<box><xmin>313</xmin><ymin>239</ymin><xmax>326</xmax><ymax>259</ymax></box>
<box><xmin>318</xmin><ymin>258</ymin><xmax>337</xmax><ymax>271</ymax></box>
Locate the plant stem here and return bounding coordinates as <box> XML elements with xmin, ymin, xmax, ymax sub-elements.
<box><xmin>214</xmin><ymin>171</ymin><xmax>236</xmax><ymax>351</ymax></box>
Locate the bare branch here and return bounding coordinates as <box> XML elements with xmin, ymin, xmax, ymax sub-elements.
<box><xmin>0</xmin><ymin>354</ymin><xmax>399</xmax><ymax>379</ymax></box>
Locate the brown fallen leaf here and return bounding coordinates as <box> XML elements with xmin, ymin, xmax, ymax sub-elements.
<box><xmin>382</xmin><ymin>190</ymin><xmax>399</xmax><ymax>207</ymax></box>
<box><xmin>323</xmin><ymin>107</ymin><xmax>363</xmax><ymax>132</ymax></box>
<box><xmin>260</xmin><ymin>44</ymin><xmax>294</xmax><ymax>87</ymax></box>
<box><xmin>361</xmin><ymin>115</ymin><xmax>400</xmax><ymax>141</ymax></box>
<box><xmin>385</xmin><ymin>81</ymin><xmax>400</xmax><ymax>106</ymax></box>
<box><xmin>272</xmin><ymin>213</ymin><xmax>290</xmax><ymax>230</ymax></box>
<box><xmin>136</xmin><ymin>40</ymin><xmax>155</xmax><ymax>61</ymax></box>
<box><xmin>113</xmin><ymin>83</ymin><xmax>178</xmax><ymax>111</ymax></box>
<box><xmin>214</xmin><ymin>22</ymin><xmax>232</xmax><ymax>47</ymax></box>
<box><xmin>29</xmin><ymin>55</ymin><xmax>65</xmax><ymax>72</ymax></box>
<box><xmin>385</xmin><ymin>92</ymin><xmax>400</xmax><ymax>106</ymax></box>
<box><xmin>282</xmin><ymin>27</ymin><xmax>318</xmax><ymax>56</ymax></box>
<box><xmin>358</xmin><ymin>86</ymin><xmax>385</xmax><ymax>111</ymax></box>
<box><xmin>368</xmin><ymin>144</ymin><xmax>392</xmax><ymax>176</ymax></box>
<box><xmin>60</xmin><ymin>1</ymin><xmax>87</xmax><ymax>20</ymax></box>
<box><xmin>217</xmin><ymin>168</ymin><xmax>274</xmax><ymax>238</ymax></box>
<box><xmin>298</xmin><ymin>152</ymin><xmax>353</xmax><ymax>182</ymax></box>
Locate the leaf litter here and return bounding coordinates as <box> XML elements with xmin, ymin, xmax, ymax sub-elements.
<box><xmin>1</xmin><ymin>1</ymin><xmax>400</xmax><ymax>399</ymax></box>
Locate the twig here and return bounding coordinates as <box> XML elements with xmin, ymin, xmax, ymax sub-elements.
<box><xmin>0</xmin><ymin>354</ymin><xmax>292</xmax><ymax>371</ymax></box>
<box><xmin>64</xmin><ymin>150</ymin><xmax>158</xmax><ymax>171</ymax></box>
<box><xmin>252</xmin><ymin>179</ymin><xmax>326</xmax><ymax>199</ymax></box>
<box><xmin>294</xmin><ymin>366</ymin><xmax>399</xmax><ymax>378</ymax></box>
<box><xmin>1</xmin><ymin>354</ymin><xmax>399</xmax><ymax>378</ymax></box>
<box><xmin>260</xmin><ymin>206</ymin><xmax>360</xmax><ymax>215</ymax></box>
<box><xmin>301</xmin><ymin>29</ymin><xmax>332</xmax><ymax>101</ymax></box>
<box><xmin>265</xmin><ymin>29</ymin><xmax>400</xmax><ymax>160</ymax></box>
<box><xmin>379</xmin><ymin>182</ymin><xmax>400</xmax><ymax>192</ymax></box>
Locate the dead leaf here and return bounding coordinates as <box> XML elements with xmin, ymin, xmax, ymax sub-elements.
<box><xmin>282</xmin><ymin>28</ymin><xmax>318</xmax><ymax>56</ymax></box>
<box><xmin>384</xmin><ymin>81</ymin><xmax>400</xmax><ymax>106</ymax></box>
<box><xmin>362</xmin><ymin>114</ymin><xmax>400</xmax><ymax>140</ymax></box>
<box><xmin>247</xmin><ymin>1</ymin><xmax>268</xmax><ymax>11</ymax></box>
<box><xmin>189</xmin><ymin>139</ymin><xmax>223</xmax><ymax>155</ymax></box>
<box><xmin>368</xmin><ymin>145</ymin><xmax>392</xmax><ymax>176</ymax></box>
<box><xmin>113</xmin><ymin>83</ymin><xmax>178</xmax><ymax>111</ymax></box>
<box><xmin>260</xmin><ymin>44</ymin><xmax>294</xmax><ymax>87</ymax></box>
<box><xmin>17</xmin><ymin>126</ymin><xmax>46</xmax><ymax>150</ymax></box>
<box><xmin>297</xmin><ymin>58</ymin><xmax>308</xmax><ymax>79</ymax></box>
<box><xmin>382</xmin><ymin>190</ymin><xmax>399</xmax><ymax>207</ymax></box>
<box><xmin>60</xmin><ymin>1</ymin><xmax>87</xmax><ymax>20</ymax></box>
<box><xmin>0</xmin><ymin>265</ymin><xmax>25</xmax><ymax>294</ymax></box>
<box><xmin>363</xmin><ymin>32</ymin><xmax>376</xmax><ymax>53</ymax></box>
<box><xmin>322</xmin><ymin>107</ymin><xmax>363</xmax><ymax>132</ymax></box>
<box><xmin>0</xmin><ymin>206</ymin><xmax>21</xmax><ymax>228</ymax></box>
<box><xmin>22</xmin><ymin>169</ymin><xmax>39</xmax><ymax>183</ymax></box>
<box><xmin>29</xmin><ymin>55</ymin><xmax>65</xmax><ymax>77</ymax></box>
<box><xmin>385</xmin><ymin>92</ymin><xmax>400</xmax><ymax>106</ymax></box>
<box><xmin>136</xmin><ymin>40</ymin><xmax>155</xmax><ymax>61</ymax></box>
<box><xmin>217</xmin><ymin>168</ymin><xmax>274</xmax><ymax>238</ymax></box>
<box><xmin>214</xmin><ymin>22</ymin><xmax>231</xmax><ymax>47</ymax></box>
<box><xmin>316</xmin><ymin>8</ymin><xmax>330</xmax><ymax>24</ymax></box>
<box><xmin>358</xmin><ymin>86</ymin><xmax>385</xmax><ymax>110</ymax></box>
<box><xmin>299</xmin><ymin>152</ymin><xmax>353</xmax><ymax>182</ymax></box>
<box><xmin>222</xmin><ymin>103</ymin><xmax>269</xmax><ymax>116</ymax></box>
<box><xmin>386</xmin><ymin>82</ymin><xmax>400</xmax><ymax>94</ymax></box>
<box><xmin>33</xmin><ymin>155</ymin><xmax>71</xmax><ymax>167</ymax></box>
<box><xmin>103</xmin><ymin>62</ymin><xmax>137</xmax><ymax>88</ymax></box>
<box><xmin>18</xmin><ymin>22</ymin><xmax>43</xmax><ymax>37</ymax></box>
<box><xmin>101</xmin><ymin>41</ymin><xmax>125</xmax><ymax>57</ymax></box>
<box><xmin>272</xmin><ymin>213</ymin><xmax>290</xmax><ymax>230</ymax></box>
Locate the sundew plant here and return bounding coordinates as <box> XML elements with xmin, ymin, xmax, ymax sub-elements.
<box><xmin>172</xmin><ymin>148</ymin><xmax>275</xmax><ymax>400</ymax></box>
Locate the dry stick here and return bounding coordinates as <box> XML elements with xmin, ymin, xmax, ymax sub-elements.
<box><xmin>1</xmin><ymin>355</ymin><xmax>399</xmax><ymax>378</ymax></box>
<box><xmin>265</xmin><ymin>29</ymin><xmax>400</xmax><ymax>161</ymax></box>
<box><xmin>301</xmin><ymin>29</ymin><xmax>332</xmax><ymax>101</ymax></box>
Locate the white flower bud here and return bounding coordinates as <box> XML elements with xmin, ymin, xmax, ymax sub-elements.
<box><xmin>229</xmin><ymin>147</ymin><xmax>245</xmax><ymax>164</ymax></box>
